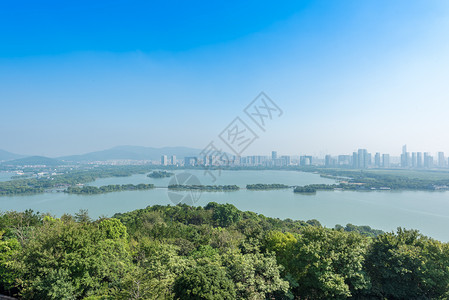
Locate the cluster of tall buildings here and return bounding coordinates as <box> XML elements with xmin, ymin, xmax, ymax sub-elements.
<box><xmin>160</xmin><ymin>155</ymin><xmax>177</xmax><ymax>166</ymax></box>
<box><xmin>325</xmin><ymin>145</ymin><xmax>447</xmax><ymax>169</ymax></box>
<box><xmin>399</xmin><ymin>145</ymin><xmax>444</xmax><ymax>169</ymax></box>
<box><xmin>325</xmin><ymin>150</ymin><xmax>390</xmax><ymax>168</ymax></box>
<box><xmin>160</xmin><ymin>151</ymin><xmax>314</xmax><ymax>167</ymax></box>
<box><xmin>160</xmin><ymin>145</ymin><xmax>448</xmax><ymax>169</ymax></box>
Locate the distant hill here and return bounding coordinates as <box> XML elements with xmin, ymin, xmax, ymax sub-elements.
<box><xmin>0</xmin><ymin>149</ymin><xmax>26</xmax><ymax>162</ymax></box>
<box><xmin>2</xmin><ymin>156</ymin><xmax>64</xmax><ymax>166</ymax></box>
<box><xmin>59</xmin><ymin>146</ymin><xmax>203</xmax><ymax>162</ymax></box>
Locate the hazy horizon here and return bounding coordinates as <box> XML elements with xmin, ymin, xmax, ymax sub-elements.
<box><xmin>2</xmin><ymin>1</ymin><xmax>449</xmax><ymax>157</ymax></box>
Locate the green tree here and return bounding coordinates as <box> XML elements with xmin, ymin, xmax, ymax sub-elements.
<box><xmin>99</xmin><ymin>218</ymin><xmax>128</xmax><ymax>239</ymax></box>
<box><xmin>223</xmin><ymin>250</ymin><xmax>289</xmax><ymax>299</ymax></box>
<box><xmin>365</xmin><ymin>228</ymin><xmax>449</xmax><ymax>299</ymax></box>
<box><xmin>205</xmin><ymin>203</ymin><xmax>241</xmax><ymax>227</ymax></box>
<box><xmin>173</xmin><ymin>264</ymin><xmax>236</xmax><ymax>300</ymax></box>
<box><xmin>13</xmin><ymin>219</ymin><xmax>132</xmax><ymax>299</ymax></box>
<box><xmin>264</xmin><ymin>227</ymin><xmax>370</xmax><ymax>299</ymax></box>
<box><xmin>0</xmin><ymin>232</ymin><xmax>20</xmax><ymax>295</ymax></box>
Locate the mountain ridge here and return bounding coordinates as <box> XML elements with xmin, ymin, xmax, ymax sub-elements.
<box><xmin>0</xmin><ymin>149</ymin><xmax>27</xmax><ymax>162</ymax></box>
<box><xmin>58</xmin><ymin>145</ymin><xmax>203</xmax><ymax>162</ymax></box>
<box><xmin>2</xmin><ymin>155</ymin><xmax>63</xmax><ymax>166</ymax></box>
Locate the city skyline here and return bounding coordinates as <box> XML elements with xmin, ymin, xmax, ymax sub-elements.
<box><xmin>152</xmin><ymin>144</ymin><xmax>448</xmax><ymax>170</ymax></box>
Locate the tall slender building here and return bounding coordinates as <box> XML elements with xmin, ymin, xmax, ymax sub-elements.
<box><xmin>382</xmin><ymin>154</ymin><xmax>390</xmax><ymax>168</ymax></box>
<box><xmin>424</xmin><ymin>152</ymin><xmax>433</xmax><ymax>168</ymax></box>
<box><xmin>357</xmin><ymin>149</ymin><xmax>368</xmax><ymax>169</ymax></box>
<box><xmin>272</xmin><ymin>151</ymin><xmax>277</xmax><ymax>160</ymax></box>
<box><xmin>374</xmin><ymin>152</ymin><xmax>381</xmax><ymax>167</ymax></box>
<box><xmin>161</xmin><ymin>155</ymin><xmax>168</xmax><ymax>166</ymax></box>
<box><xmin>401</xmin><ymin>145</ymin><xmax>409</xmax><ymax>168</ymax></box>
<box><xmin>417</xmin><ymin>152</ymin><xmax>423</xmax><ymax>168</ymax></box>
<box><xmin>352</xmin><ymin>152</ymin><xmax>358</xmax><ymax>168</ymax></box>
<box><xmin>411</xmin><ymin>152</ymin><xmax>417</xmax><ymax>168</ymax></box>
<box><xmin>438</xmin><ymin>152</ymin><xmax>445</xmax><ymax>167</ymax></box>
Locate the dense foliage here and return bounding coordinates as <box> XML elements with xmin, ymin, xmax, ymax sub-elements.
<box><xmin>168</xmin><ymin>185</ymin><xmax>240</xmax><ymax>191</ymax></box>
<box><xmin>1</xmin><ymin>203</ymin><xmax>448</xmax><ymax>299</ymax></box>
<box><xmin>65</xmin><ymin>184</ymin><xmax>154</xmax><ymax>195</ymax></box>
<box><xmin>293</xmin><ymin>185</ymin><xmax>318</xmax><ymax>193</ymax></box>
<box><xmin>0</xmin><ymin>166</ymin><xmax>154</xmax><ymax>196</ymax></box>
<box><xmin>147</xmin><ymin>171</ymin><xmax>175</xmax><ymax>178</ymax></box>
<box><xmin>317</xmin><ymin>169</ymin><xmax>449</xmax><ymax>190</ymax></box>
<box><xmin>246</xmin><ymin>184</ymin><xmax>289</xmax><ymax>190</ymax></box>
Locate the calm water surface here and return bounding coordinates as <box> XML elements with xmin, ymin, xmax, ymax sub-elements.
<box><xmin>2</xmin><ymin>170</ymin><xmax>449</xmax><ymax>241</ymax></box>
<box><xmin>0</xmin><ymin>172</ymin><xmax>13</xmax><ymax>182</ymax></box>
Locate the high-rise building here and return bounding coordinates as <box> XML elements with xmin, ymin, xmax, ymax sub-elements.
<box><xmin>357</xmin><ymin>149</ymin><xmax>368</xmax><ymax>169</ymax></box>
<box><xmin>417</xmin><ymin>152</ymin><xmax>423</xmax><ymax>168</ymax></box>
<box><xmin>352</xmin><ymin>152</ymin><xmax>358</xmax><ymax>168</ymax></box>
<box><xmin>424</xmin><ymin>152</ymin><xmax>433</xmax><ymax>168</ymax></box>
<box><xmin>411</xmin><ymin>152</ymin><xmax>417</xmax><ymax>168</ymax></box>
<box><xmin>438</xmin><ymin>152</ymin><xmax>445</xmax><ymax>167</ymax></box>
<box><xmin>382</xmin><ymin>154</ymin><xmax>390</xmax><ymax>168</ymax></box>
<box><xmin>300</xmin><ymin>156</ymin><xmax>312</xmax><ymax>166</ymax></box>
<box><xmin>401</xmin><ymin>145</ymin><xmax>409</xmax><ymax>168</ymax></box>
<box><xmin>171</xmin><ymin>155</ymin><xmax>176</xmax><ymax>165</ymax></box>
<box><xmin>325</xmin><ymin>155</ymin><xmax>332</xmax><ymax>167</ymax></box>
<box><xmin>374</xmin><ymin>152</ymin><xmax>381</xmax><ymax>167</ymax></box>
<box><xmin>281</xmin><ymin>155</ymin><xmax>291</xmax><ymax>166</ymax></box>
<box><xmin>184</xmin><ymin>157</ymin><xmax>197</xmax><ymax>166</ymax></box>
<box><xmin>161</xmin><ymin>155</ymin><xmax>168</xmax><ymax>166</ymax></box>
<box><xmin>272</xmin><ymin>151</ymin><xmax>278</xmax><ymax>160</ymax></box>
<box><xmin>338</xmin><ymin>155</ymin><xmax>351</xmax><ymax>166</ymax></box>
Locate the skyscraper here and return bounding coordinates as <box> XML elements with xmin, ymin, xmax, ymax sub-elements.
<box><xmin>300</xmin><ymin>156</ymin><xmax>312</xmax><ymax>166</ymax></box>
<box><xmin>417</xmin><ymin>152</ymin><xmax>423</xmax><ymax>168</ymax></box>
<box><xmin>438</xmin><ymin>152</ymin><xmax>445</xmax><ymax>167</ymax></box>
<box><xmin>171</xmin><ymin>155</ymin><xmax>176</xmax><ymax>165</ymax></box>
<box><xmin>401</xmin><ymin>145</ymin><xmax>409</xmax><ymax>168</ymax></box>
<box><xmin>357</xmin><ymin>149</ymin><xmax>368</xmax><ymax>169</ymax></box>
<box><xmin>281</xmin><ymin>155</ymin><xmax>291</xmax><ymax>166</ymax></box>
<box><xmin>411</xmin><ymin>152</ymin><xmax>417</xmax><ymax>168</ymax></box>
<box><xmin>424</xmin><ymin>152</ymin><xmax>433</xmax><ymax>168</ymax></box>
<box><xmin>161</xmin><ymin>155</ymin><xmax>168</xmax><ymax>166</ymax></box>
<box><xmin>382</xmin><ymin>154</ymin><xmax>390</xmax><ymax>168</ymax></box>
<box><xmin>272</xmin><ymin>151</ymin><xmax>277</xmax><ymax>160</ymax></box>
<box><xmin>352</xmin><ymin>152</ymin><xmax>358</xmax><ymax>168</ymax></box>
<box><xmin>374</xmin><ymin>152</ymin><xmax>381</xmax><ymax>167</ymax></box>
<box><xmin>338</xmin><ymin>155</ymin><xmax>351</xmax><ymax>166</ymax></box>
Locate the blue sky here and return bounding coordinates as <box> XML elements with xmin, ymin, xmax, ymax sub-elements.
<box><xmin>1</xmin><ymin>0</ymin><xmax>449</xmax><ymax>157</ymax></box>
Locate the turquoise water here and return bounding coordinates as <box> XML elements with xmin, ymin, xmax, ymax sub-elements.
<box><xmin>2</xmin><ymin>170</ymin><xmax>449</xmax><ymax>241</ymax></box>
<box><xmin>0</xmin><ymin>172</ymin><xmax>13</xmax><ymax>182</ymax></box>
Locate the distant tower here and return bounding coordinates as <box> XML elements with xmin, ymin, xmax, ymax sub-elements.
<box><xmin>374</xmin><ymin>152</ymin><xmax>381</xmax><ymax>167</ymax></box>
<box><xmin>272</xmin><ymin>151</ymin><xmax>278</xmax><ymax>160</ymax></box>
<box><xmin>357</xmin><ymin>149</ymin><xmax>368</xmax><ymax>169</ymax></box>
<box><xmin>382</xmin><ymin>154</ymin><xmax>390</xmax><ymax>168</ymax></box>
<box><xmin>417</xmin><ymin>152</ymin><xmax>423</xmax><ymax>168</ymax></box>
<box><xmin>352</xmin><ymin>152</ymin><xmax>358</xmax><ymax>168</ymax></box>
<box><xmin>401</xmin><ymin>145</ymin><xmax>409</xmax><ymax>168</ymax></box>
<box><xmin>161</xmin><ymin>155</ymin><xmax>168</xmax><ymax>166</ymax></box>
<box><xmin>438</xmin><ymin>152</ymin><xmax>445</xmax><ymax>167</ymax></box>
<box><xmin>424</xmin><ymin>152</ymin><xmax>433</xmax><ymax>168</ymax></box>
<box><xmin>171</xmin><ymin>155</ymin><xmax>176</xmax><ymax>165</ymax></box>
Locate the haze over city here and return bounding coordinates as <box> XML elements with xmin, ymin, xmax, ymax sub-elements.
<box><xmin>1</xmin><ymin>0</ymin><xmax>449</xmax><ymax>157</ymax></box>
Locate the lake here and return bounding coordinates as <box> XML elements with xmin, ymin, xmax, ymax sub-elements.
<box><xmin>0</xmin><ymin>171</ymin><xmax>14</xmax><ymax>182</ymax></box>
<box><xmin>1</xmin><ymin>170</ymin><xmax>449</xmax><ymax>241</ymax></box>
